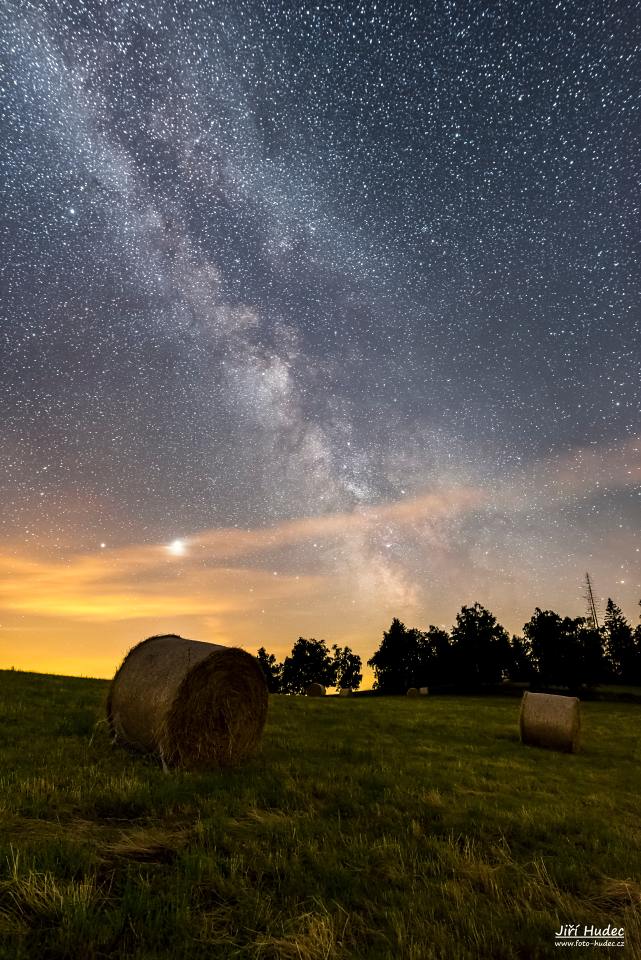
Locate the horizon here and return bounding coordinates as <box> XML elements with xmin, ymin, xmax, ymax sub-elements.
<box><xmin>1</xmin><ymin>527</ymin><xmax>637</xmax><ymax>684</ymax></box>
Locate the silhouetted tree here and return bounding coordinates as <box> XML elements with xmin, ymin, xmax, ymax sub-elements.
<box><xmin>633</xmin><ymin>602</ymin><xmax>641</xmax><ymax>684</ymax></box>
<box><xmin>449</xmin><ymin>603</ymin><xmax>512</xmax><ymax>686</ymax></box>
<box><xmin>256</xmin><ymin>647</ymin><xmax>282</xmax><ymax>693</ymax></box>
<box><xmin>332</xmin><ymin>644</ymin><xmax>362</xmax><ymax>690</ymax></box>
<box><xmin>416</xmin><ymin>626</ymin><xmax>452</xmax><ymax>686</ymax></box>
<box><xmin>524</xmin><ymin>608</ymin><xmax>578</xmax><ymax>687</ymax></box>
<box><xmin>574</xmin><ymin>619</ymin><xmax>607</xmax><ymax>687</ymax></box>
<box><xmin>281</xmin><ymin>637</ymin><xmax>337</xmax><ymax>694</ymax></box>
<box><xmin>368</xmin><ymin>618</ymin><xmax>423</xmax><ymax>693</ymax></box>
<box><xmin>604</xmin><ymin>598</ymin><xmax>638</xmax><ymax>682</ymax></box>
<box><xmin>507</xmin><ymin>635</ymin><xmax>532</xmax><ymax>682</ymax></box>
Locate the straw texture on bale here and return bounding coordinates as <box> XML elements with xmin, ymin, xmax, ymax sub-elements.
<box><xmin>406</xmin><ymin>687</ymin><xmax>419</xmax><ymax>697</ymax></box>
<box><xmin>519</xmin><ymin>691</ymin><xmax>580</xmax><ymax>753</ymax></box>
<box><xmin>306</xmin><ymin>683</ymin><xmax>326</xmax><ymax>697</ymax></box>
<box><xmin>338</xmin><ymin>688</ymin><xmax>353</xmax><ymax>697</ymax></box>
<box><xmin>419</xmin><ymin>687</ymin><xmax>429</xmax><ymax>696</ymax></box>
<box><xmin>107</xmin><ymin>634</ymin><xmax>268</xmax><ymax>769</ymax></box>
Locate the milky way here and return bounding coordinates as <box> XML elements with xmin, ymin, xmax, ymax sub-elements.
<box><xmin>1</xmin><ymin>1</ymin><xmax>640</xmax><ymax>673</ymax></box>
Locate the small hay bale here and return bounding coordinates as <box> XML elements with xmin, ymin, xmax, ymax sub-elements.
<box><xmin>406</xmin><ymin>687</ymin><xmax>419</xmax><ymax>697</ymax></box>
<box><xmin>338</xmin><ymin>688</ymin><xmax>352</xmax><ymax>697</ymax></box>
<box><xmin>419</xmin><ymin>686</ymin><xmax>429</xmax><ymax>696</ymax></box>
<box><xmin>306</xmin><ymin>682</ymin><xmax>326</xmax><ymax>697</ymax></box>
<box><xmin>519</xmin><ymin>691</ymin><xmax>580</xmax><ymax>753</ymax></box>
<box><xmin>107</xmin><ymin>634</ymin><xmax>268</xmax><ymax>769</ymax></box>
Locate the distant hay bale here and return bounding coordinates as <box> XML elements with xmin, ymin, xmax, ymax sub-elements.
<box><xmin>419</xmin><ymin>686</ymin><xmax>429</xmax><ymax>696</ymax></box>
<box><xmin>519</xmin><ymin>691</ymin><xmax>580</xmax><ymax>753</ymax></box>
<box><xmin>106</xmin><ymin>634</ymin><xmax>268</xmax><ymax>769</ymax></box>
<box><xmin>406</xmin><ymin>687</ymin><xmax>419</xmax><ymax>697</ymax></box>
<box><xmin>306</xmin><ymin>682</ymin><xmax>326</xmax><ymax>697</ymax></box>
<box><xmin>338</xmin><ymin>688</ymin><xmax>352</xmax><ymax>697</ymax></box>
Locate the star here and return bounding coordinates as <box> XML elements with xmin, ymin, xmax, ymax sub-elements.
<box><xmin>167</xmin><ymin>540</ymin><xmax>186</xmax><ymax>557</ymax></box>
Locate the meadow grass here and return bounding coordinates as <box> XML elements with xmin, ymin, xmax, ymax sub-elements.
<box><xmin>0</xmin><ymin>668</ymin><xmax>639</xmax><ymax>959</ymax></box>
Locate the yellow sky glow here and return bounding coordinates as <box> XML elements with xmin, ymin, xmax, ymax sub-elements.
<box><xmin>1</xmin><ymin>443</ymin><xmax>639</xmax><ymax>684</ymax></box>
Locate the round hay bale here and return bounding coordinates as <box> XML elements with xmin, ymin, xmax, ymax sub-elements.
<box><xmin>519</xmin><ymin>691</ymin><xmax>580</xmax><ymax>754</ymax></box>
<box><xmin>106</xmin><ymin>634</ymin><xmax>268</xmax><ymax>769</ymax></box>
<box><xmin>419</xmin><ymin>686</ymin><xmax>429</xmax><ymax>696</ymax></box>
<box><xmin>338</xmin><ymin>688</ymin><xmax>353</xmax><ymax>697</ymax></box>
<box><xmin>306</xmin><ymin>682</ymin><xmax>326</xmax><ymax>697</ymax></box>
<box><xmin>406</xmin><ymin>687</ymin><xmax>419</xmax><ymax>697</ymax></box>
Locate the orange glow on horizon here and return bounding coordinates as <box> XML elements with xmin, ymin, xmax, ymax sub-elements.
<box><xmin>0</xmin><ymin>483</ymin><xmax>486</xmax><ymax>683</ymax></box>
<box><xmin>2</xmin><ymin>447</ymin><xmax>639</xmax><ymax>684</ymax></box>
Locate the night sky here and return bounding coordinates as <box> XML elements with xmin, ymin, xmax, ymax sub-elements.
<box><xmin>1</xmin><ymin>0</ymin><xmax>640</xmax><ymax>678</ymax></box>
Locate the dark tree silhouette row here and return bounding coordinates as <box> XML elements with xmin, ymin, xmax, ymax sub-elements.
<box><xmin>257</xmin><ymin>638</ymin><xmax>363</xmax><ymax>694</ymax></box>
<box><xmin>257</xmin><ymin>597</ymin><xmax>641</xmax><ymax>694</ymax></box>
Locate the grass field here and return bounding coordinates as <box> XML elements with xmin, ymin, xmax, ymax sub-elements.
<box><xmin>0</xmin><ymin>669</ymin><xmax>639</xmax><ymax>959</ymax></box>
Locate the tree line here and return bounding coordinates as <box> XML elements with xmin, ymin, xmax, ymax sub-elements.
<box><xmin>257</xmin><ymin>638</ymin><xmax>363</xmax><ymax>694</ymax></box>
<box><xmin>257</xmin><ymin>597</ymin><xmax>641</xmax><ymax>694</ymax></box>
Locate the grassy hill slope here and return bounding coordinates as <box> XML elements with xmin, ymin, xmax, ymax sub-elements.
<box><xmin>0</xmin><ymin>669</ymin><xmax>639</xmax><ymax>958</ymax></box>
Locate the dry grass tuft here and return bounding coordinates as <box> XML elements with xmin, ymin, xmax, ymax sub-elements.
<box><xmin>101</xmin><ymin>827</ymin><xmax>190</xmax><ymax>863</ymax></box>
<box><xmin>596</xmin><ymin>877</ymin><xmax>641</xmax><ymax>907</ymax></box>
<box><xmin>0</xmin><ymin>848</ymin><xmax>99</xmax><ymax>931</ymax></box>
<box><xmin>253</xmin><ymin>902</ymin><xmax>350</xmax><ymax>959</ymax></box>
